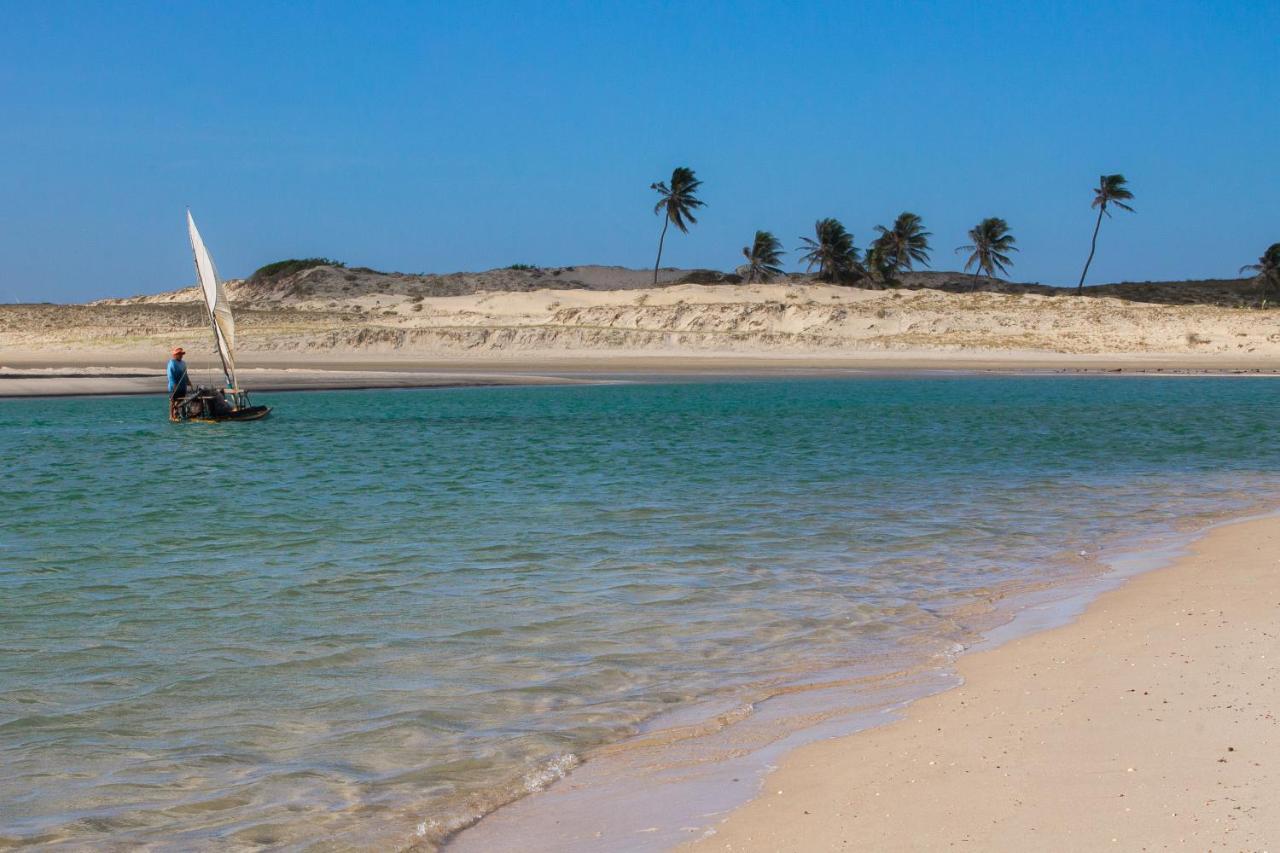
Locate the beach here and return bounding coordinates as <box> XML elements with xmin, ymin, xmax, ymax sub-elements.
<box><xmin>7</xmin><ymin>266</ymin><xmax>1280</xmax><ymax>400</ymax></box>
<box><xmin>8</xmin><ymin>1</ymin><xmax>1279</xmax><ymax>848</ymax></box>
<box><xmin>686</xmin><ymin>513</ymin><xmax>1280</xmax><ymax>851</ymax></box>
<box><xmin>0</xmin><ymin>364</ymin><xmax>590</xmax><ymax>398</ymax></box>
<box><xmin>2</xmin><ymin>353</ymin><xmax>1277</xmax><ymax>400</ymax></box>
<box><xmin>6</xmin><ymin>274</ymin><xmax>1280</xmax><ymax>851</ymax></box>
<box><xmin>9</xmin><ymin>0</ymin><xmax>1280</xmax><ymax>846</ymax></box>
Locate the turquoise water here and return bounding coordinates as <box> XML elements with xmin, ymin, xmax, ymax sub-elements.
<box><xmin>3</xmin><ymin>377</ymin><xmax>1280</xmax><ymax>849</ymax></box>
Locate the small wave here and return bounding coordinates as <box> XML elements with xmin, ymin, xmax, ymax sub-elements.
<box><xmin>521</xmin><ymin>752</ymin><xmax>580</xmax><ymax>793</ymax></box>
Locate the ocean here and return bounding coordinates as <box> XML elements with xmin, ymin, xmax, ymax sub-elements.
<box><xmin>3</xmin><ymin>376</ymin><xmax>1279</xmax><ymax>849</ymax></box>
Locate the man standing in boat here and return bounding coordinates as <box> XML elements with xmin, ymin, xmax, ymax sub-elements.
<box><xmin>167</xmin><ymin>347</ymin><xmax>190</xmax><ymax>417</ymax></box>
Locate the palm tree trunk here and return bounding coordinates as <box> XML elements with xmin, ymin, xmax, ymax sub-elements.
<box><xmin>653</xmin><ymin>217</ymin><xmax>670</xmax><ymax>285</ymax></box>
<box><xmin>1077</xmin><ymin>207</ymin><xmax>1105</xmax><ymax>294</ymax></box>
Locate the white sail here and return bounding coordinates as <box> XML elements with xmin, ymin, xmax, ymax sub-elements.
<box><xmin>186</xmin><ymin>211</ymin><xmax>237</xmax><ymax>387</ymax></box>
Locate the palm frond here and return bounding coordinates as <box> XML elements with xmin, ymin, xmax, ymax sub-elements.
<box><xmin>956</xmin><ymin>217</ymin><xmax>1016</xmax><ymax>279</ymax></box>
<box><xmin>652</xmin><ymin>167</ymin><xmax>705</xmax><ymax>235</ymax></box>
<box><xmin>742</xmin><ymin>230</ymin><xmax>785</xmax><ymax>281</ymax></box>
<box><xmin>1242</xmin><ymin>243</ymin><xmax>1280</xmax><ymax>278</ymax></box>
<box><xmin>869</xmin><ymin>212</ymin><xmax>932</xmax><ymax>278</ymax></box>
<box><xmin>798</xmin><ymin>218</ymin><xmax>861</xmax><ymax>283</ymax></box>
<box><xmin>1092</xmin><ymin>174</ymin><xmax>1136</xmax><ymax>214</ymax></box>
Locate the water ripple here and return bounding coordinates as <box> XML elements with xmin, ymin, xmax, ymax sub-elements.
<box><xmin>3</xmin><ymin>377</ymin><xmax>1280</xmax><ymax>848</ymax></box>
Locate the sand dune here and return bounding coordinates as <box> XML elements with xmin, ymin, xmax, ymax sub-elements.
<box><xmin>4</xmin><ymin>265</ymin><xmax>1279</xmax><ymax>369</ymax></box>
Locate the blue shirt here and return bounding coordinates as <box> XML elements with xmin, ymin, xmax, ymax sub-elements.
<box><xmin>167</xmin><ymin>358</ymin><xmax>189</xmax><ymax>394</ymax></box>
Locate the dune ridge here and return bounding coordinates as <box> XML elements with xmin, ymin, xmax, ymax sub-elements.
<box><xmin>4</xmin><ymin>265</ymin><xmax>1279</xmax><ymax>364</ymax></box>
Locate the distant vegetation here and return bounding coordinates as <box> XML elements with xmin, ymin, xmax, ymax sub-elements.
<box><xmin>250</xmin><ymin>258</ymin><xmax>345</xmax><ymax>282</ymax></box>
<box><xmin>635</xmin><ymin>163</ymin><xmax>1271</xmax><ymax>301</ymax></box>
<box><xmin>243</xmin><ymin>169</ymin><xmax>1273</xmax><ymax>309</ymax></box>
<box><xmin>639</xmin><ymin>163</ymin><xmax>1280</xmax><ymax>306</ymax></box>
<box><xmin>644</xmin><ymin>164</ymin><xmax>1228</xmax><ymax>296</ymax></box>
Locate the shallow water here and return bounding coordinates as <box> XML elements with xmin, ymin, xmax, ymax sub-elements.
<box><xmin>3</xmin><ymin>377</ymin><xmax>1279</xmax><ymax>849</ymax></box>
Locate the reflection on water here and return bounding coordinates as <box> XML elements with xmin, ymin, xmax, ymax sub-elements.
<box><xmin>2</xmin><ymin>377</ymin><xmax>1279</xmax><ymax>849</ymax></box>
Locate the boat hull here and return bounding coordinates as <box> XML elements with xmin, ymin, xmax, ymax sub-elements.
<box><xmin>188</xmin><ymin>405</ymin><xmax>271</xmax><ymax>423</ymax></box>
<box><xmin>171</xmin><ymin>405</ymin><xmax>271</xmax><ymax>424</ymax></box>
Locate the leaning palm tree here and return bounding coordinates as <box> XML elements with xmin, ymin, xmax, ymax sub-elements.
<box><xmin>863</xmin><ymin>243</ymin><xmax>897</xmax><ymax>288</ymax></box>
<box><xmin>956</xmin><ymin>217</ymin><xmax>1018</xmax><ymax>281</ymax></box>
<box><xmin>741</xmin><ymin>230</ymin><xmax>785</xmax><ymax>282</ymax></box>
<box><xmin>870</xmin><ymin>212</ymin><xmax>932</xmax><ymax>281</ymax></box>
<box><xmin>1240</xmin><ymin>243</ymin><xmax>1280</xmax><ymax>306</ymax></box>
<box><xmin>798</xmin><ymin>218</ymin><xmax>862</xmax><ymax>283</ymax></box>
<box><xmin>1077</xmin><ymin>174</ymin><xmax>1135</xmax><ymax>293</ymax></box>
<box><xmin>650</xmin><ymin>167</ymin><xmax>705</xmax><ymax>284</ymax></box>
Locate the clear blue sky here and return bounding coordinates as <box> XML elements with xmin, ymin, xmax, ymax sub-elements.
<box><xmin>2</xmin><ymin>1</ymin><xmax>1277</xmax><ymax>302</ymax></box>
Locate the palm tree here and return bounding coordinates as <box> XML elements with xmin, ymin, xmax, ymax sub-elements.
<box><xmin>870</xmin><ymin>212</ymin><xmax>932</xmax><ymax>282</ymax></box>
<box><xmin>798</xmin><ymin>218</ymin><xmax>862</xmax><ymax>283</ymax></box>
<box><xmin>955</xmin><ymin>217</ymin><xmax>1018</xmax><ymax>281</ymax></box>
<box><xmin>1077</xmin><ymin>174</ymin><xmax>1135</xmax><ymax>293</ymax></box>
<box><xmin>650</xmin><ymin>167</ymin><xmax>705</xmax><ymax>284</ymax></box>
<box><xmin>1240</xmin><ymin>243</ymin><xmax>1280</xmax><ymax>306</ymax></box>
<box><xmin>742</xmin><ymin>230</ymin><xmax>786</xmax><ymax>282</ymax></box>
<box><xmin>863</xmin><ymin>243</ymin><xmax>897</xmax><ymax>288</ymax></box>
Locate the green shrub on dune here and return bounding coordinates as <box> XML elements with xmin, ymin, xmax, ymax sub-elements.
<box><xmin>250</xmin><ymin>258</ymin><xmax>345</xmax><ymax>282</ymax></box>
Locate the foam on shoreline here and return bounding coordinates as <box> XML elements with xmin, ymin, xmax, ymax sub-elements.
<box><xmin>445</xmin><ymin>501</ymin><xmax>1280</xmax><ymax>851</ymax></box>
<box><xmin>680</xmin><ymin>510</ymin><xmax>1280</xmax><ymax>850</ymax></box>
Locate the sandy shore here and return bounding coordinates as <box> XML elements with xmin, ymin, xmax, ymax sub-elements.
<box><xmin>4</xmin><ymin>352</ymin><xmax>1279</xmax><ymax>399</ymax></box>
<box><xmin>685</xmin><ymin>513</ymin><xmax>1280</xmax><ymax>851</ymax></box>
<box><xmin>0</xmin><ymin>365</ymin><xmax>596</xmax><ymax>398</ymax></box>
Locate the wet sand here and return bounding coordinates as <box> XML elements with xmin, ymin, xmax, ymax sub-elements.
<box><xmin>0</xmin><ymin>366</ymin><xmax>592</xmax><ymax>398</ymax></box>
<box><xmin>686</xmin><ymin>513</ymin><xmax>1280</xmax><ymax>851</ymax></box>
<box><xmin>4</xmin><ymin>351</ymin><xmax>1280</xmax><ymax>399</ymax></box>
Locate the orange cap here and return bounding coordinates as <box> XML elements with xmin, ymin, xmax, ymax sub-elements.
<box><xmin>172</xmin><ymin>347</ymin><xmax>185</xmax><ymax>357</ymax></box>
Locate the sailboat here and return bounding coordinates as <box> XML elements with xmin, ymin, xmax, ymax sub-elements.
<box><xmin>169</xmin><ymin>211</ymin><xmax>271</xmax><ymax>423</ymax></box>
